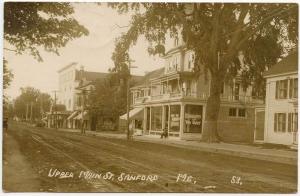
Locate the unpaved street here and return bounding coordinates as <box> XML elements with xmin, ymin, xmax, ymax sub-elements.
<box><xmin>3</xmin><ymin>122</ymin><xmax>297</xmax><ymax>193</ymax></box>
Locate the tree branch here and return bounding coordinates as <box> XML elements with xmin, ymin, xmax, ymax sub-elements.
<box><xmin>4</xmin><ymin>47</ymin><xmax>17</xmax><ymax>52</ymax></box>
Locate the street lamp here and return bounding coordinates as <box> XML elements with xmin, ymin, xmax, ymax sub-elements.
<box><xmin>126</xmin><ymin>59</ymin><xmax>137</xmax><ymax>140</ymax></box>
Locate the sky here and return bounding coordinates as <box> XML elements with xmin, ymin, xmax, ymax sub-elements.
<box><xmin>4</xmin><ymin>3</ymin><xmax>168</xmax><ymax>99</ymax></box>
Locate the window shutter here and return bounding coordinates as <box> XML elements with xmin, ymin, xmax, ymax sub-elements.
<box><xmin>285</xmin><ymin>80</ymin><xmax>288</xmax><ymax>98</ymax></box>
<box><xmin>288</xmin><ymin>113</ymin><xmax>292</xmax><ymax>132</ymax></box>
<box><xmin>274</xmin><ymin>113</ymin><xmax>277</xmax><ymax>132</ymax></box>
<box><xmin>289</xmin><ymin>79</ymin><xmax>293</xmax><ymax>98</ymax></box>
<box><xmin>275</xmin><ymin>81</ymin><xmax>279</xmax><ymax>99</ymax></box>
<box><xmin>283</xmin><ymin>113</ymin><xmax>287</xmax><ymax>132</ymax></box>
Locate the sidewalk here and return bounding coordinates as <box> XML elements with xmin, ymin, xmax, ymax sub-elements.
<box><xmin>57</xmin><ymin>128</ymin><xmax>297</xmax><ymax>166</ymax></box>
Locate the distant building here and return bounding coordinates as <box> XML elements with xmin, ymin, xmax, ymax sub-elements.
<box><xmin>123</xmin><ymin>38</ymin><xmax>264</xmax><ymax>142</ymax></box>
<box><xmin>263</xmin><ymin>53</ymin><xmax>298</xmax><ymax>146</ymax></box>
<box><xmin>57</xmin><ymin>62</ymin><xmax>143</xmax><ymax>131</ymax></box>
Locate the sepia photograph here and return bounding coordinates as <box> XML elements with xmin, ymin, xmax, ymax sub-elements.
<box><xmin>2</xmin><ymin>1</ymin><xmax>298</xmax><ymax>193</ymax></box>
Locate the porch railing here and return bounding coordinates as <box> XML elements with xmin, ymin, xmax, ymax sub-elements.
<box><xmin>132</xmin><ymin>92</ymin><xmax>263</xmax><ymax>105</ymax></box>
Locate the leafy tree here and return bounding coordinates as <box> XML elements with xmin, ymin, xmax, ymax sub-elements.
<box><xmin>4</xmin><ymin>2</ymin><xmax>89</xmax><ymax>61</ymax></box>
<box><xmin>13</xmin><ymin>87</ymin><xmax>52</xmax><ymax>121</ymax></box>
<box><xmin>88</xmin><ymin>74</ymin><xmax>127</xmax><ymax>130</ymax></box>
<box><xmin>109</xmin><ymin>3</ymin><xmax>298</xmax><ymax>142</ymax></box>
<box><xmin>3</xmin><ymin>59</ymin><xmax>14</xmax><ymax>111</ymax></box>
<box><xmin>3</xmin><ymin>59</ymin><xmax>13</xmax><ymax>90</ymax></box>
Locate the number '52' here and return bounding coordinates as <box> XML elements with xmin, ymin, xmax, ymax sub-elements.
<box><xmin>231</xmin><ymin>176</ymin><xmax>242</xmax><ymax>185</ymax></box>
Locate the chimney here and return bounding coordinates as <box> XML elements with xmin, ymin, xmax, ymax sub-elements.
<box><xmin>80</xmin><ymin>66</ymin><xmax>85</xmax><ymax>80</ymax></box>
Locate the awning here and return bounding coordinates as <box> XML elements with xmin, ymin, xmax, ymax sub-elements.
<box><xmin>120</xmin><ymin>107</ymin><xmax>144</xmax><ymax>120</ymax></box>
<box><xmin>74</xmin><ymin>111</ymin><xmax>88</xmax><ymax>120</ymax></box>
<box><xmin>67</xmin><ymin>111</ymin><xmax>79</xmax><ymax>120</ymax></box>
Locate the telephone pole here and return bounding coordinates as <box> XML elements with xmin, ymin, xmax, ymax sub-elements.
<box><xmin>30</xmin><ymin>102</ymin><xmax>33</xmax><ymax>122</ymax></box>
<box><xmin>52</xmin><ymin>90</ymin><xmax>59</xmax><ymax>129</ymax></box>
<box><xmin>26</xmin><ymin>103</ymin><xmax>29</xmax><ymax>121</ymax></box>
<box><xmin>126</xmin><ymin>60</ymin><xmax>137</xmax><ymax>140</ymax></box>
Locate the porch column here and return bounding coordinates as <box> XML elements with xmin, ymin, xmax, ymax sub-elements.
<box><xmin>149</xmin><ymin>107</ymin><xmax>152</xmax><ymax>132</ymax></box>
<box><xmin>179</xmin><ymin>103</ymin><xmax>185</xmax><ymax>138</ymax></box>
<box><xmin>168</xmin><ymin>105</ymin><xmax>171</xmax><ymax>134</ymax></box>
<box><xmin>143</xmin><ymin>107</ymin><xmax>147</xmax><ymax>134</ymax></box>
<box><xmin>162</xmin><ymin>105</ymin><xmax>166</xmax><ymax>130</ymax></box>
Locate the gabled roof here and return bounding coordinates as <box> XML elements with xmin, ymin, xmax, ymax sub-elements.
<box><xmin>264</xmin><ymin>52</ymin><xmax>298</xmax><ymax>77</ymax></box>
<box><xmin>75</xmin><ymin>70</ymin><xmax>110</xmax><ymax>81</ymax></box>
<box><xmin>132</xmin><ymin>67</ymin><xmax>165</xmax><ymax>89</ymax></box>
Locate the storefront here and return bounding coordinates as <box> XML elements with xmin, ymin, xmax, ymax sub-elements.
<box><xmin>146</xmin><ymin>103</ymin><xmax>204</xmax><ymax>139</ymax></box>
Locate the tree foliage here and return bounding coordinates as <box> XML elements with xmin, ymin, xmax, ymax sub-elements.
<box><xmin>109</xmin><ymin>3</ymin><xmax>298</xmax><ymax>142</ymax></box>
<box><xmin>88</xmin><ymin>74</ymin><xmax>127</xmax><ymax>129</ymax></box>
<box><xmin>4</xmin><ymin>2</ymin><xmax>89</xmax><ymax>61</ymax></box>
<box><xmin>13</xmin><ymin>87</ymin><xmax>52</xmax><ymax>120</ymax></box>
<box><xmin>3</xmin><ymin>59</ymin><xmax>13</xmax><ymax>90</ymax></box>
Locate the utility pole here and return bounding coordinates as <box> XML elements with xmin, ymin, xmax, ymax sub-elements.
<box><xmin>126</xmin><ymin>60</ymin><xmax>137</xmax><ymax>140</ymax></box>
<box><xmin>26</xmin><ymin>103</ymin><xmax>29</xmax><ymax>121</ymax></box>
<box><xmin>52</xmin><ymin>90</ymin><xmax>59</xmax><ymax>129</ymax></box>
<box><xmin>81</xmin><ymin>89</ymin><xmax>85</xmax><ymax>134</ymax></box>
<box><xmin>30</xmin><ymin>102</ymin><xmax>33</xmax><ymax>122</ymax></box>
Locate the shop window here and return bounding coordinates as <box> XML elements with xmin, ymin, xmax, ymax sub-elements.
<box><xmin>184</xmin><ymin>105</ymin><xmax>203</xmax><ymax>133</ymax></box>
<box><xmin>151</xmin><ymin>106</ymin><xmax>162</xmax><ymax>131</ymax></box>
<box><xmin>275</xmin><ymin>80</ymin><xmax>288</xmax><ymax>99</ymax></box>
<box><xmin>170</xmin><ymin>105</ymin><xmax>180</xmax><ymax>132</ymax></box>
<box><xmin>274</xmin><ymin>113</ymin><xmax>286</xmax><ymax>132</ymax></box>
<box><xmin>288</xmin><ymin>113</ymin><xmax>298</xmax><ymax>132</ymax></box>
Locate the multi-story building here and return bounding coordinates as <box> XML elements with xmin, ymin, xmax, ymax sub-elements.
<box><xmin>263</xmin><ymin>53</ymin><xmax>298</xmax><ymax>147</ymax></box>
<box><xmin>127</xmin><ymin>39</ymin><xmax>264</xmax><ymax>142</ymax></box>
<box><xmin>58</xmin><ymin>62</ymin><xmax>143</xmax><ymax>131</ymax></box>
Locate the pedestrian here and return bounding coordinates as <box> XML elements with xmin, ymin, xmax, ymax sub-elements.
<box><xmin>160</xmin><ymin>127</ymin><xmax>168</xmax><ymax>139</ymax></box>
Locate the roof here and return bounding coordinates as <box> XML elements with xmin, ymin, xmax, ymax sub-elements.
<box><xmin>164</xmin><ymin>44</ymin><xmax>186</xmax><ymax>57</ymax></box>
<box><xmin>132</xmin><ymin>67</ymin><xmax>165</xmax><ymax>88</ymax></box>
<box><xmin>264</xmin><ymin>52</ymin><xmax>298</xmax><ymax>77</ymax></box>
<box><xmin>75</xmin><ymin>70</ymin><xmax>110</xmax><ymax>81</ymax></box>
<box><xmin>57</xmin><ymin>62</ymin><xmax>77</xmax><ymax>73</ymax></box>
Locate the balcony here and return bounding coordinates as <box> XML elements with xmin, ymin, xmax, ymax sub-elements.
<box><xmin>220</xmin><ymin>95</ymin><xmax>264</xmax><ymax>104</ymax></box>
<box><xmin>132</xmin><ymin>92</ymin><xmax>263</xmax><ymax>106</ymax></box>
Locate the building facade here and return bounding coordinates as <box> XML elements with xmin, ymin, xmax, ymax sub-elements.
<box><xmin>127</xmin><ymin>40</ymin><xmax>264</xmax><ymax>142</ymax></box>
<box><xmin>264</xmin><ymin>53</ymin><xmax>298</xmax><ymax>146</ymax></box>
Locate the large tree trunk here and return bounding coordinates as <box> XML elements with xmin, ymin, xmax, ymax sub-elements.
<box><xmin>201</xmin><ymin>73</ymin><xmax>222</xmax><ymax>143</ymax></box>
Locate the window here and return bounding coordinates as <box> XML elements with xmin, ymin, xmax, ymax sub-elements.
<box><xmin>68</xmin><ymin>99</ymin><xmax>71</xmax><ymax>109</ymax></box>
<box><xmin>188</xmin><ymin>53</ymin><xmax>195</xmax><ymax>69</ymax></box>
<box><xmin>289</xmin><ymin>78</ymin><xmax>298</xmax><ymax>99</ymax></box>
<box><xmin>170</xmin><ymin>105</ymin><xmax>180</xmax><ymax>132</ymax></box>
<box><xmin>151</xmin><ymin>106</ymin><xmax>162</xmax><ymax>131</ymax></box>
<box><xmin>238</xmin><ymin>108</ymin><xmax>246</xmax><ymax>117</ymax></box>
<box><xmin>174</xmin><ymin>37</ymin><xmax>179</xmax><ymax>46</ymax></box>
<box><xmin>274</xmin><ymin>113</ymin><xmax>286</xmax><ymax>132</ymax></box>
<box><xmin>229</xmin><ymin>108</ymin><xmax>246</xmax><ymax>118</ymax></box>
<box><xmin>276</xmin><ymin>80</ymin><xmax>288</xmax><ymax>99</ymax></box>
<box><xmin>229</xmin><ymin>108</ymin><xmax>237</xmax><ymax>117</ymax></box>
<box><xmin>234</xmin><ymin>83</ymin><xmax>240</xmax><ymax>100</ymax></box>
<box><xmin>288</xmin><ymin>113</ymin><xmax>298</xmax><ymax>132</ymax></box>
<box><xmin>184</xmin><ymin>105</ymin><xmax>203</xmax><ymax>133</ymax></box>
